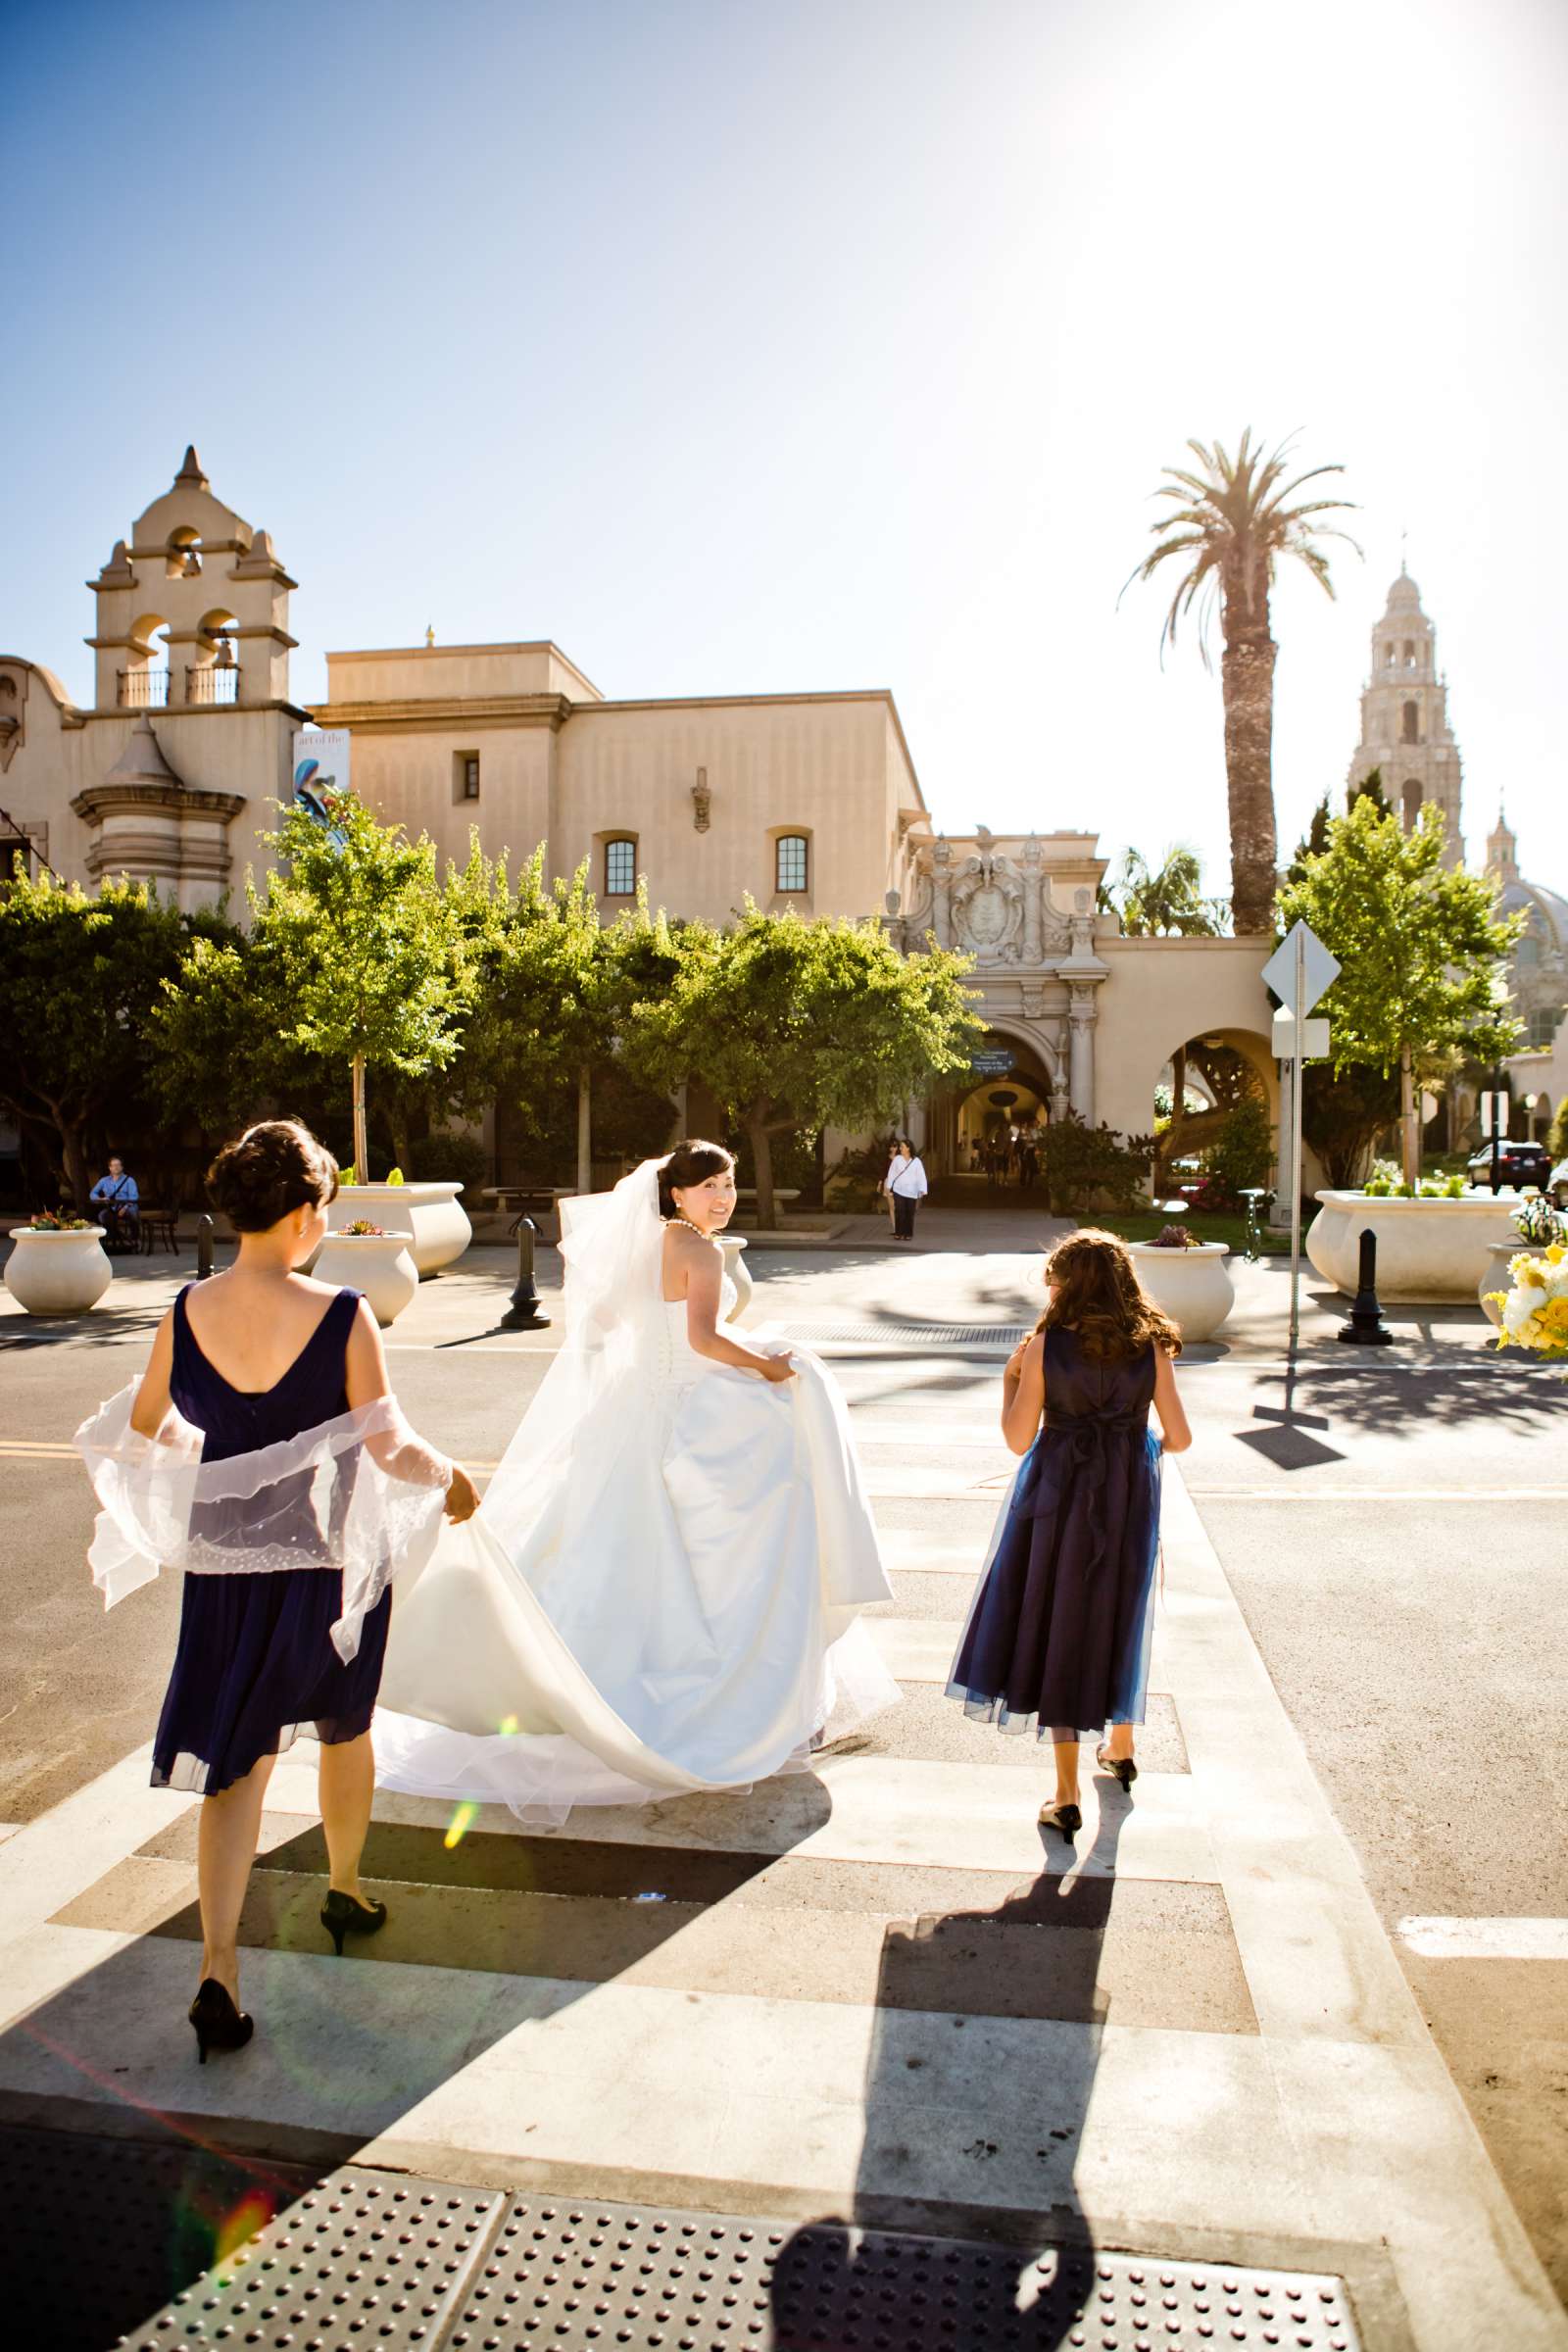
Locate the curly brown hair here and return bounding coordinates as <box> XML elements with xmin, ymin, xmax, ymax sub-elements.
<box><xmin>1035</xmin><ymin>1227</ymin><xmax>1181</xmax><ymax>1359</ymax></box>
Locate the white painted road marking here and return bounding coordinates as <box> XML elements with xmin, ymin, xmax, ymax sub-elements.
<box><xmin>1397</xmin><ymin>1917</ymin><xmax>1568</xmax><ymax>1961</ymax></box>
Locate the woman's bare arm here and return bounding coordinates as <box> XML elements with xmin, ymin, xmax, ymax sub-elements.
<box><xmin>680</xmin><ymin>1232</ymin><xmax>796</xmax><ymax>1383</ymax></box>
<box><xmin>1000</xmin><ymin>1332</ymin><xmax>1047</xmax><ymax>1454</ymax></box>
<box><xmin>129</xmin><ymin>1309</ymin><xmax>176</xmax><ymax>1438</ymax></box>
<box><xmin>1152</xmin><ymin>1347</ymin><xmax>1192</xmax><ymax>1453</ymax></box>
<box><xmin>345</xmin><ymin>1300</ymin><xmax>479</xmax><ymax>1518</ymax></box>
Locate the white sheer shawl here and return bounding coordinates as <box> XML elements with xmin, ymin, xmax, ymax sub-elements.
<box><xmin>74</xmin><ymin>1387</ymin><xmax>452</xmax><ymax>1663</ymax></box>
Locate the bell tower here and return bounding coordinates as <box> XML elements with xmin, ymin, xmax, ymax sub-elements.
<box><xmin>1345</xmin><ymin>569</ymin><xmax>1464</xmax><ymax>864</ymax></box>
<box><xmin>86</xmin><ymin>446</ymin><xmax>297</xmax><ymax>712</ymax></box>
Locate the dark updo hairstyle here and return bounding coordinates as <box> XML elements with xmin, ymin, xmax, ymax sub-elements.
<box><xmin>658</xmin><ymin>1139</ymin><xmax>736</xmax><ymax>1219</ymax></box>
<box><xmin>207</xmin><ymin>1119</ymin><xmax>339</xmax><ymax>1234</ymax></box>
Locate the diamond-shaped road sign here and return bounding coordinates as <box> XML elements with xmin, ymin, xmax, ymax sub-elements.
<box><xmin>1261</xmin><ymin>919</ymin><xmax>1341</xmax><ymax>1017</ymax></box>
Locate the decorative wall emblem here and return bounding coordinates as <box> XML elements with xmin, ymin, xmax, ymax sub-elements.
<box><xmin>692</xmin><ymin>766</ymin><xmax>711</xmax><ymax>832</ymax></box>
<box><xmin>951</xmin><ymin>851</ymin><xmax>1026</xmax><ymax>964</ymax></box>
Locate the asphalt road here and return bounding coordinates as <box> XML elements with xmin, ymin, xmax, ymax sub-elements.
<box><xmin>2</xmin><ymin>1232</ymin><xmax>1564</xmax><ymax>2304</ymax></box>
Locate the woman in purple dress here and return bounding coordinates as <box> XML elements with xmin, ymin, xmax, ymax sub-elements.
<box><xmin>947</xmin><ymin>1229</ymin><xmax>1191</xmax><ymax>1840</ymax></box>
<box><xmin>122</xmin><ymin>1123</ymin><xmax>478</xmax><ymax>2060</ymax></box>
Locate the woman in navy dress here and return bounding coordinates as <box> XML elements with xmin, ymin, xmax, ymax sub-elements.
<box><xmin>947</xmin><ymin>1228</ymin><xmax>1191</xmax><ymax>1840</ymax></box>
<box><xmin>129</xmin><ymin>1122</ymin><xmax>477</xmax><ymax>2060</ymax></box>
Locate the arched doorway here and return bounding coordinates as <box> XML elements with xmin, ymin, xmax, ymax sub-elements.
<box><xmin>1152</xmin><ymin>1027</ymin><xmax>1277</xmax><ymax>1204</ymax></box>
<box><xmin>937</xmin><ymin>1028</ymin><xmax>1057</xmax><ymax>1194</ymax></box>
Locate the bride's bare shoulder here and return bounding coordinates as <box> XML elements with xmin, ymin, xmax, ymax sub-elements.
<box><xmin>662</xmin><ymin>1217</ymin><xmax>717</xmax><ymax>1302</ymax></box>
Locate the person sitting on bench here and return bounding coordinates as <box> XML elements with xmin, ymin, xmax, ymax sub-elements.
<box><xmin>90</xmin><ymin>1156</ymin><xmax>140</xmax><ymax>1249</ymax></box>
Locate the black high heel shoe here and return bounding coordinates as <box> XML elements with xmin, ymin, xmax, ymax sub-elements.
<box><xmin>320</xmin><ymin>1888</ymin><xmax>388</xmax><ymax>1958</ymax></box>
<box><xmin>189</xmin><ymin>1979</ymin><xmax>253</xmax><ymax>2065</ymax></box>
<box><xmin>1096</xmin><ymin>1745</ymin><xmax>1138</xmax><ymax>1793</ymax></box>
<box><xmin>1038</xmin><ymin>1801</ymin><xmax>1082</xmax><ymax>1845</ymax></box>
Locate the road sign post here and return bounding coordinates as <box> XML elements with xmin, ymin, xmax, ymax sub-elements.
<box><xmin>1261</xmin><ymin>921</ymin><xmax>1343</xmax><ymax>1353</ymax></box>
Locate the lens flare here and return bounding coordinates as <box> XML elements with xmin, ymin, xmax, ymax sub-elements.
<box><xmin>211</xmin><ymin>2189</ymin><xmax>275</xmax><ymax>2279</ymax></box>
<box><xmin>444</xmin><ymin>1800</ymin><xmax>478</xmax><ymax>1850</ymax></box>
<box><xmin>499</xmin><ymin>1713</ymin><xmax>519</xmax><ymax>1736</ymax></box>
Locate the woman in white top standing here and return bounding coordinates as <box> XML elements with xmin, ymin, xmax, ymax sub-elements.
<box><xmin>883</xmin><ymin>1137</ymin><xmax>928</xmax><ymax>1241</ymax></box>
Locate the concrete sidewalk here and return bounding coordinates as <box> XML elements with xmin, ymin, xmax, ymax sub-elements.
<box><xmin>0</xmin><ymin>1351</ymin><xmax>1561</xmax><ymax>2350</ymax></box>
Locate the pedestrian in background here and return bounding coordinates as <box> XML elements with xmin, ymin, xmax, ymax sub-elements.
<box><xmin>882</xmin><ymin>1137</ymin><xmax>928</xmax><ymax>1240</ymax></box>
<box><xmin>946</xmin><ymin>1228</ymin><xmax>1190</xmax><ymax>1839</ymax></box>
<box><xmin>75</xmin><ymin>1120</ymin><xmax>478</xmax><ymax>2064</ymax></box>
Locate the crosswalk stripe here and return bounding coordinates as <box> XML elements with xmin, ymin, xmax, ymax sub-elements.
<box><xmin>1396</xmin><ymin>1916</ymin><xmax>1568</xmax><ymax>1960</ymax></box>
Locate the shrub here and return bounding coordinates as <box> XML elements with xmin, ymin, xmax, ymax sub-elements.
<box><xmin>1551</xmin><ymin>1097</ymin><xmax>1568</xmax><ymax>1161</ymax></box>
<box><xmin>1202</xmin><ymin>1096</ymin><xmax>1273</xmax><ymax>1198</ymax></box>
<box><xmin>1039</xmin><ymin>1113</ymin><xmax>1154</xmax><ymax>1214</ymax></box>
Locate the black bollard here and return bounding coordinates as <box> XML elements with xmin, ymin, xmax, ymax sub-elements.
<box><xmin>1338</xmin><ymin>1226</ymin><xmax>1396</xmax><ymax>1346</ymax></box>
<box><xmin>501</xmin><ymin>1215</ymin><xmax>550</xmax><ymax>1330</ymax></box>
<box><xmin>195</xmin><ymin>1213</ymin><xmax>215</xmax><ymax>1282</ymax></box>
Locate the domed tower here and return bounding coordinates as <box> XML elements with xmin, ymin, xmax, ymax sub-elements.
<box><xmin>1487</xmin><ymin>808</ymin><xmax>1567</xmax><ymax>1057</ymax></box>
<box><xmin>1346</xmin><ymin>569</ymin><xmax>1464</xmax><ymax>865</ymax></box>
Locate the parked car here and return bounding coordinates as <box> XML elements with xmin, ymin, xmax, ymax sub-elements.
<box><xmin>1465</xmin><ymin>1138</ymin><xmax>1553</xmax><ymax>1194</ymax></box>
<box><xmin>1549</xmin><ymin>1155</ymin><xmax>1568</xmax><ymax>1210</ymax></box>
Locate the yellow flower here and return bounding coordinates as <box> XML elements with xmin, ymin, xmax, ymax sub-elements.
<box><xmin>1540</xmin><ymin>1298</ymin><xmax>1568</xmax><ymax>1339</ymax></box>
<box><xmin>1512</xmin><ymin>1253</ymin><xmax>1549</xmax><ymax>1287</ymax></box>
<box><xmin>1547</xmin><ymin>1243</ymin><xmax>1566</xmax><ymax>1266</ymax></box>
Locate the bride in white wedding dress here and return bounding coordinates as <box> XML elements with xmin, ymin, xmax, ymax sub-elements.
<box><xmin>372</xmin><ymin>1142</ymin><xmax>898</xmax><ymax>1823</ymax></box>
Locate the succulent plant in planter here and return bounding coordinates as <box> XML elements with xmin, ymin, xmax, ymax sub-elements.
<box><xmin>1152</xmin><ymin>1223</ymin><xmax>1200</xmax><ymax>1250</ymax></box>
<box><xmin>340</xmin><ymin>1218</ymin><xmax>388</xmax><ymax>1236</ymax></box>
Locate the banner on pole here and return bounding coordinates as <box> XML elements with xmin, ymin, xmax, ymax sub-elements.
<box><xmin>292</xmin><ymin>728</ymin><xmax>351</xmax><ymax>809</ymax></box>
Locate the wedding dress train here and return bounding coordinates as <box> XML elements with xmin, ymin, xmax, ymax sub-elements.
<box><xmin>373</xmin><ymin>1161</ymin><xmax>897</xmax><ymax>1823</ymax></box>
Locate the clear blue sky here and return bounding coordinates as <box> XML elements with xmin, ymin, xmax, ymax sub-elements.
<box><xmin>4</xmin><ymin>0</ymin><xmax>1563</xmax><ymax>902</ymax></box>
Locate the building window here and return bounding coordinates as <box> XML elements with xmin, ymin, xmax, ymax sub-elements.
<box><xmin>1384</xmin><ymin>641</ymin><xmax>1395</xmax><ymax>667</ymax></box>
<box><xmin>0</xmin><ymin>836</ymin><xmax>31</xmax><ymax>882</ymax></box>
<box><xmin>462</xmin><ymin>754</ymin><xmax>480</xmax><ymax>801</ymax></box>
<box><xmin>604</xmin><ymin>836</ymin><xmax>636</xmax><ymax>897</ymax></box>
<box><xmin>1401</xmin><ymin>700</ymin><xmax>1419</xmax><ymax>744</ymax></box>
<box><xmin>775</xmin><ymin>833</ymin><xmax>809</xmax><ymax>893</ymax></box>
<box><xmin>1401</xmin><ymin>780</ymin><xmax>1423</xmax><ymax>829</ymax></box>
<box><xmin>1527</xmin><ymin>1006</ymin><xmax>1562</xmax><ymax>1050</ymax></box>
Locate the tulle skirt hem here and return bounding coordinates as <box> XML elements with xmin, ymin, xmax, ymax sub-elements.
<box><xmin>150</xmin><ymin>1702</ymin><xmax>376</xmax><ymax>1798</ymax></box>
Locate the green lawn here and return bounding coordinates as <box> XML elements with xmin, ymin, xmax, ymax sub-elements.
<box><xmin>1077</xmin><ymin>1209</ymin><xmax>1291</xmax><ymax>1257</ymax></box>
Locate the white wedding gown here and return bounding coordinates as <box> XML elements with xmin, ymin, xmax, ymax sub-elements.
<box><xmin>373</xmin><ymin>1162</ymin><xmax>897</xmax><ymax>1824</ymax></box>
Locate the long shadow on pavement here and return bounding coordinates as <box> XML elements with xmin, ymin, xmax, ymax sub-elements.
<box><xmin>768</xmin><ymin>1794</ymin><xmax>1128</xmax><ymax>2350</ymax></box>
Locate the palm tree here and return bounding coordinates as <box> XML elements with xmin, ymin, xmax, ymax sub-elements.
<box><xmin>1126</xmin><ymin>429</ymin><xmax>1359</xmax><ymax>935</ymax></box>
<box><xmin>1102</xmin><ymin>843</ymin><xmax>1226</xmax><ymax>937</ymax></box>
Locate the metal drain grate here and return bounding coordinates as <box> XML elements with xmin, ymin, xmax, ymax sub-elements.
<box><xmin>781</xmin><ymin>1323</ymin><xmax>1029</xmax><ymax>1348</ymax></box>
<box><xmin>114</xmin><ymin>2169</ymin><xmax>505</xmax><ymax>2352</ymax></box>
<box><xmin>450</xmin><ymin>2200</ymin><xmax>1362</xmax><ymax>2350</ymax></box>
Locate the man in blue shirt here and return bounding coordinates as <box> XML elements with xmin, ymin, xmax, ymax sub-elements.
<box><xmin>90</xmin><ymin>1156</ymin><xmax>139</xmax><ymax>1248</ymax></box>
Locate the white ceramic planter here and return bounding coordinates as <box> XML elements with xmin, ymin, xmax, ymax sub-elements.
<box><xmin>1127</xmin><ymin>1240</ymin><xmax>1234</xmax><ymax>1343</ymax></box>
<box><xmin>314</xmin><ymin>1232</ymin><xmax>419</xmax><ymax>1327</ymax></box>
<box><xmin>717</xmin><ymin>1234</ymin><xmax>756</xmax><ymax>1325</ymax></box>
<box><xmin>1305</xmin><ymin>1190</ymin><xmax>1522</xmax><ymax>1302</ymax></box>
<box><xmin>4</xmin><ymin>1227</ymin><xmax>113</xmax><ymax>1314</ymax></box>
<box><xmin>328</xmin><ymin>1181</ymin><xmax>470</xmax><ymax>1278</ymax></box>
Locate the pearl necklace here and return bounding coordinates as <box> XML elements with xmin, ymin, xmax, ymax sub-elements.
<box><xmin>668</xmin><ymin>1214</ymin><xmax>717</xmax><ymax>1241</ymax></box>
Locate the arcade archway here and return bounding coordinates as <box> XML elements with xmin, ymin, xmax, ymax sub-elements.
<box><xmin>930</xmin><ymin>1028</ymin><xmax>1058</xmax><ymax>1188</ymax></box>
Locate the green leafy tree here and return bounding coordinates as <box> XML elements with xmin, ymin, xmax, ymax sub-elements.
<box><xmin>0</xmin><ymin>872</ymin><xmax>233</xmax><ymax>1207</ymax></box>
<box><xmin>1126</xmin><ymin>428</ymin><xmax>1359</xmax><ymax>935</ymax></box>
<box><xmin>1278</xmin><ymin>796</ymin><xmax>1522</xmax><ymax>1184</ymax></box>
<box><xmin>628</xmin><ymin>906</ymin><xmax>982</xmax><ymax>1226</ymax></box>
<box><xmin>460</xmin><ymin>860</ymin><xmax>698</xmax><ymax>1191</ymax></box>
<box><xmin>1102</xmin><ymin>844</ymin><xmax>1226</xmax><ymax>936</ymax></box>
<box><xmin>1300</xmin><ymin>1060</ymin><xmax>1398</xmax><ymax>1190</ymax></box>
<box><xmin>156</xmin><ymin>790</ymin><xmax>476</xmax><ymax>1182</ymax></box>
<box><xmin>1550</xmin><ymin>1096</ymin><xmax>1568</xmax><ymax>1161</ymax></box>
